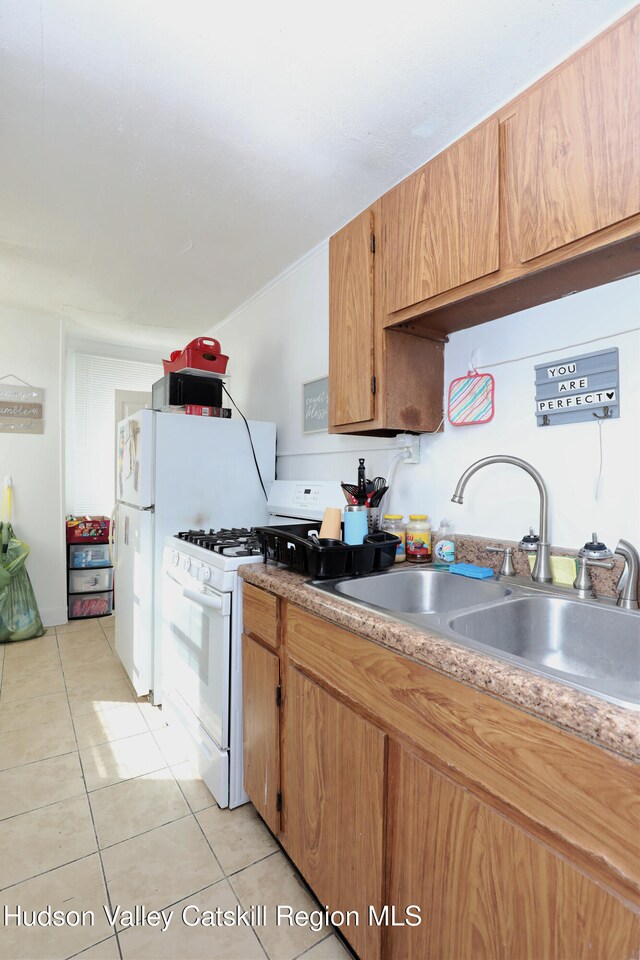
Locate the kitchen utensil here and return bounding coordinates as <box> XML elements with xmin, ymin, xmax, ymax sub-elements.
<box><xmin>372</xmin><ymin>476</ymin><xmax>386</xmax><ymax>491</ymax></box>
<box><xmin>319</xmin><ymin>507</ymin><xmax>342</xmax><ymax>540</ymax></box>
<box><xmin>341</xmin><ymin>482</ymin><xmax>366</xmax><ymax>505</ymax></box>
<box><xmin>366</xmin><ymin>486</ymin><xmax>389</xmax><ymax>508</ymax></box>
<box><xmin>340</xmin><ymin>485</ymin><xmax>358</xmax><ymax>505</ymax></box>
<box><xmin>357</xmin><ymin>459</ymin><xmax>367</xmax><ymax>503</ymax></box>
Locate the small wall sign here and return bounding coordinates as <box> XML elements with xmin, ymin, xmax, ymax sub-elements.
<box><xmin>0</xmin><ymin>382</ymin><xmax>45</xmax><ymax>434</ymax></box>
<box><xmin>0</xmin><ymin>385</ymin><xmax>44</xmax><ymax>403</ymax></box>
<box><xmin>0</xmin><ymin>402</ymin><xmax>43</xmax><ymax>419</ymax></box>
<box><xmin>303</xmin><ymin>377</ymin><xmax>329</xmax><ymax>434</ymax></box>
<box><xmin>0</xmin><ymin>417</ymin><xmax>44</xmax><ymax>434</ymax></box>
<box><xmin>534</xmin><ymin>348</ymin><xmax>619</xmax><ymax>427</ymax></box>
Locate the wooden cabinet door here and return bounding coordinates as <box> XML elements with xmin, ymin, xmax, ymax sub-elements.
<box><xmin>283</xmin><ymin>664</ymin><xmax>385</xmax><ymax>960</ymax></box>
<box><xmin>328</xmin><ymin>209</ymin><xmax>375</xmax><ymax>428</ymax></box>
<box><xmin>516</xmin><ymin>9</ymin><xmax>640</xmax><ymax>262</ymax></box>
<box><xmin>384</xmin><ymin>119</ymin><xmax>500</xmax><ymax>314</ymax></box>
<box><xmin>387</xmin><ymin>741</ymin><xmax>640</xmax><ymax>960</ymax></box>
<box><xmin>241</xmin><ymin>634</ymin><xmax>280</xmax><ymax>834</ymax></box>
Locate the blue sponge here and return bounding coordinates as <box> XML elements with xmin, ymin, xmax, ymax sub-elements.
<box><xmin>448</xmin><ymin>563</ymin><xmax>495</xmax><ymax>579</ymax></box>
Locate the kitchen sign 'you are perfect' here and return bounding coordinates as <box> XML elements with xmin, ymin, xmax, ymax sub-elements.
<box><xmin>534</xmin><ymin>348</ymin><xmax>619</xmax><ymax>427</ymax></box>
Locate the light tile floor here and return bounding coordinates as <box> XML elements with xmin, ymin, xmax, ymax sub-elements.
<box><xmin>0</xmin><ymin>618</ymin><xmax>351</xmax><ymax>960</ymax></box>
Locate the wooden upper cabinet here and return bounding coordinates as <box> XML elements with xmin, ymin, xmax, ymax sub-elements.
<box><xmin>328</xmin><ymin>208</ymin><xmax>375</xmax><ymax>428</ymax></box>
<box><xmin>384</xmin><ymin>118</ymin><xmax>500</xmax><ymax>314</ymax></box>
<box><xmin>516</xmin><ymin>8</ymin><xmax>640</xmax><ymax>262</ymax></box>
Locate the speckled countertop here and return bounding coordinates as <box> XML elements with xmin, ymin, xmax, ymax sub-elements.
<box><xmin>239</xmin><ymin>562</ymin><xmax>640</xmax><ymax>761</ymax></box>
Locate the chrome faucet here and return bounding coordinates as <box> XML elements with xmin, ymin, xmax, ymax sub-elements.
<box><xmin>451</xmin><ymin>455</ymin><xmax>552</xmax><ymax>583</ymax></box>
<box><xmin>614</xmin><ymin>539</ymin><xmax>640</xmax><ymax>610</ymax></box>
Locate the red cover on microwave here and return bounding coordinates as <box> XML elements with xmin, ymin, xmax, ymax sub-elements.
<box><xmin>162</xmin><ymin>337</ymin><xmax>229</xmax><ymax>375</ymax></box>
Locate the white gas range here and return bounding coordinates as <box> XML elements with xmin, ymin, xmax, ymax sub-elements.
<box><xmin>161</xmin><ymin>481</ymin><xmax>343</xmax><ymax>809</ymax></box>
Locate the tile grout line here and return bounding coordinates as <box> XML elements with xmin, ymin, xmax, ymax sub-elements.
<box><xmin>56</xmin><ymin>630</ymin><xmax>125</xmax><ymax>960</ymax></box>
<box><xmin>97</xmin><ymin>810</ymin><xmax>195</xmax><ymax>853</ymax></box>
<box><xmin>0</xmin><ymin>758</ymin><xmax>85</xmax><ymax>823</ymax></box>
<box><xmin>294</xmin><ymin>931</ymin><xmax>346</xmax><ymax>959</ymax></box>
<box><xmin>64</xmin><ymin>932</ymin><xmax>120</xmax><ymax>960</ymax></box>
<box><xmin>0</xmin><ymin>851</ymin><xmax>99</xmax><ymax>895</ymax></box>
<box><xmin>111</xmin><ymin>876</ymin><xmax>237</xmax><ymax>939</ymax></box>
<box><xmin>225</xmin><ymin>848</ymin><xmax>280</xmax><ymax>879</ymax></box>
<box><xmin>225</xmin><ymin>866</ymin><xmax>275</xmax><ymax>960</ymax></box>
<box><xmin>0</xmin><ymin>744</ymin><xmax>78</xmax><ymax>776</ymax></box>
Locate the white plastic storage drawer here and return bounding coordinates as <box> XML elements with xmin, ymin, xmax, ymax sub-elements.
<box><xmin>69</xmin><ymin>568</ymin><xmax>113</xmax><ymax>593</ymax></box>
<box><xmin>68</xmin><ymin>591</ymin><xmax>113</xmax><ymax>620</ymax></box>
<box><xmin>69</xmin><ymin>543</ymin><xmax>111</xmax><ymax>568</ymax></box>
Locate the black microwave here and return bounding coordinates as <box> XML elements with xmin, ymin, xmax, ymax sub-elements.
<box><xmin>152</xmin><ymin>372</ymin><xmax>223</xmax><ymax>411</ymax></box>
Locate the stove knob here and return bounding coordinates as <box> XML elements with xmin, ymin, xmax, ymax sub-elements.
<box><xmin>182</xmin><ymin>556</ymin><xmax>191</xmax><ymax>572</ymax></box>
<box><xmin>171</xmin><ymin>550</ymin><xmax>179</xmax><ymax>566</ymax></box>
<box><xmin>198</xmin><ymin>565</ymin><xmax>211</xmax><ymax>583</ymax></box>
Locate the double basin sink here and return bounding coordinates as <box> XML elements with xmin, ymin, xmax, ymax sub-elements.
<box><xmin>308</xmin><ymin>566</ymin><xmax>640</xmax><ymax>710</ymax></box>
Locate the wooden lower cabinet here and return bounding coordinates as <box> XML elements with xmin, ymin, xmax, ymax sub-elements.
<box><xmin>242</xmin><ymin>587</ymin><xmax>639</xmax><ymax>960</ymax></box>
<box><xmin>241</xmin><ymin>633</ymin><xmax>280</xmax><ymax>834</ymax></box>
<box><xmin>387</xmin><ymin>740</ymin><xmax>639</xmax><ymax>960</ymax></box>
<box><xmin>282</xmin><ymin>664</ymin><xmax>386</xmax><ymax>960</ymax></box>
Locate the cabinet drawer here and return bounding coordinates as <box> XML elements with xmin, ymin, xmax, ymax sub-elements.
<box><xmin>69</xmin><ymin>543</ymin><xmax>111</xmax><ymax>568</ymax></box>
<box><xmin>69</xmin><ymin>568</ymin><xmax>113</xmax><ymax>593</ymax></box>
<box><xmin>68</xmin><ymin>591</ymin><xmax>113</xmax><ymax>620</ymax></box>
<box><xmin>242</xmin><ymin>583</ymin><xmax>278</xmax><ymax>649</ymax></box>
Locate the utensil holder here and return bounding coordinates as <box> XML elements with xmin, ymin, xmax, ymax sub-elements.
<box><xmin>367</xmin><ymin>508</ymin><xmax>380</xmax><ymax>533</ymax></box>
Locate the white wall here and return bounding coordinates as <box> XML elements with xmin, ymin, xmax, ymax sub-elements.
<box><xmin>212</xmin><ymin>254</ymin><xmax>640</xmax><ymax>553</ymax></box>
<box><xmin>213</xmin><ymin>244</ymin><xmax>397</xmax><ymax>482</ymax></box>
<box><xmin>398</xmin><ymin>276</ymin><xmax>640</xmax><ymax>550</ymax></box>
<box><xmin>0</xmin><ymin>310</ymin><xmax>67</xmax><ymax>626</ymax></box>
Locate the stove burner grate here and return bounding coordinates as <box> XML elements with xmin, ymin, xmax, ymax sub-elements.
<box><xmin>176</xmin><ymin>527</ymin><xmax>262</xmax><ymax>556</ymax></box>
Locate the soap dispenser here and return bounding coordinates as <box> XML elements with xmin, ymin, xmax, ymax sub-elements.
<box><xmin>519</xmin><ymin>527</ymin><xmax>539</xmax><ymax>552</ymax></box>
<box><xmin>573</xmin><ymin>532</ymin><xmax>615</xmax><ymax>598</ymax></box>
<box><xmin>579</xmin><ymin>533</ymin><xmax>614</xmax><ymax>561</ymax></box>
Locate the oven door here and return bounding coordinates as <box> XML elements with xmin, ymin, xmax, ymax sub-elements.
<box><xmin>163</xmin><ymin>570</ymin><xmax>231</xmax><ymax>750</ymax></box>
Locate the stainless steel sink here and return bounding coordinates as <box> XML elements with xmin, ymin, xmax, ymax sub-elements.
<box><xmin>448</xmin><ymin>596</ymin><xmax>640</xmax><ymax>706</ymax></box>
<box><xmin>328</xmin><ymin>566</ymin><xmax>511</xmax><ymax>613</ymax></box>
<box><xmin>307</xmin><ymin>566</ymin><xmax>640</xmax><ymax>709</ymax></box>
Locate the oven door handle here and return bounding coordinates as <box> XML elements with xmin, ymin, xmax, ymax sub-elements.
<box><xmin>182</xmin><ymin>586</ymin><xmax>225</xmax><ymax>610</ymax></box>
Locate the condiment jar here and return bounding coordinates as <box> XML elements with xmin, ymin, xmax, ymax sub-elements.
<box><xmin>381</xmin><ymin>514</ymin><xmax>406</xmax><ymax>563</ymax></box>
<box><xmin>406</xmin><ymin>514</ymin><xmax>432</xmax><ymax>564</ymax></box>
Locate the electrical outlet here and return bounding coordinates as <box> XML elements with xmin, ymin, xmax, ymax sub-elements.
<box><xmin>396</xmin><ymin>434</ymin><xmax>420</xmax><ymax>464</ymax></box>
<box><xmin>405</xmin><ymin>436</ymin><xmax>420</xmax><ymax>463</ymax></box>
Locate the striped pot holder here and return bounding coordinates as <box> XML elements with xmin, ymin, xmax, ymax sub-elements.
<box><xmin>447</xmin><ymin>370</ymin><xmax>495</xmax><ymax>426</ymax></box>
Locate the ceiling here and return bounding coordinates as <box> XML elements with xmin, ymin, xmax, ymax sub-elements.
<box><xmin>0</xmin><ymin>0</ymin><xmax>634</xmax><ymax>352</ymax></box>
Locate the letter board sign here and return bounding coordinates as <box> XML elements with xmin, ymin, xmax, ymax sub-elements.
<box><xmin>534</xmin><ymin>348</ymin><xmax>619</xmax><ymax>427</ymax></box>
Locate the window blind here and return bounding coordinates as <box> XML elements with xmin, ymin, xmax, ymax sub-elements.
<box><xmin>70</xmin><ymin>354</ymin><xmax>162</xmax><ymax>516</ymax></box>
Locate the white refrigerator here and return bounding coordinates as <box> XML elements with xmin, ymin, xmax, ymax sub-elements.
<box><xmin>112</xmin><ymin>409</ymin><xmax>276</xmax><ymax>703</ymax></box>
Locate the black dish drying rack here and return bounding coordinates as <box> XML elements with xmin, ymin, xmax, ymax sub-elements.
<box><xmin>254</xmin><ymin>523</ymin><xmax>400</xmax><ymax>579</ymax></box>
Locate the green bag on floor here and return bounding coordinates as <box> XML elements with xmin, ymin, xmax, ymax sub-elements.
<box><xmin>0</xmin><ymin>519</ymin><xmax>45</xmax><ymax>643</ymax></box>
